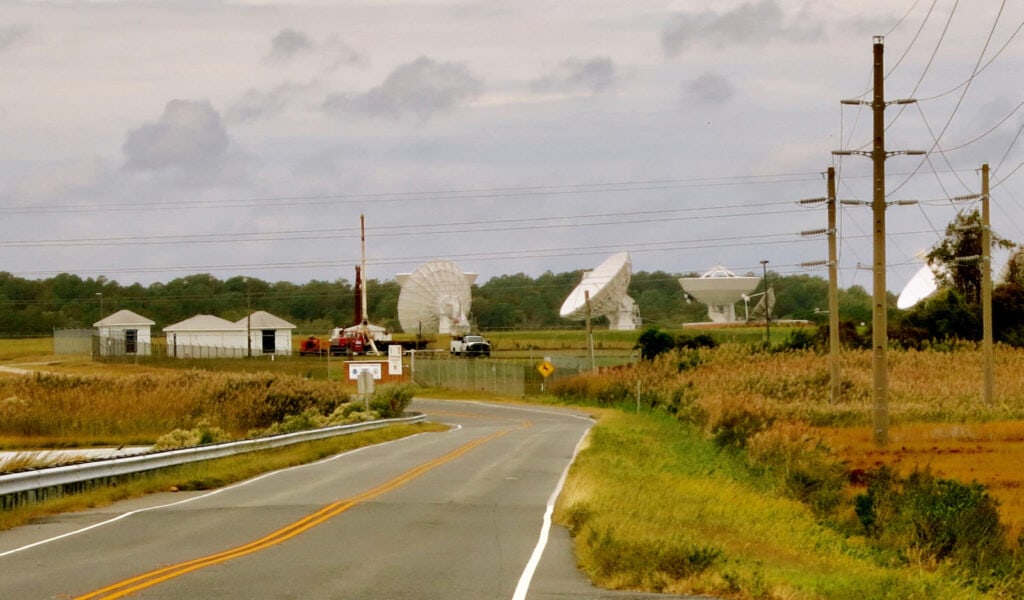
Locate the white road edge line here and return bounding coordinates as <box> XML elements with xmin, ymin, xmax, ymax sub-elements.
<box><xmin>512</xmin><ymin>423</ymin><xmax>593</xmax><ymax>600</ymax></box>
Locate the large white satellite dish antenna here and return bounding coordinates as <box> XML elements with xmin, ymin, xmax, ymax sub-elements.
<box><xmin>679</xmin><ymin>266</ymin><xmax>761</xmax><ymax>323</ymax></box>
<box><xmin>559</xmin><ymin>251</ymin><xmax>640</xmax><ymax>330</ymax></box>
<box><xmin>897</xmin><ymin>264</ymin><xmax>939</xmax><ymax>309</ymax></box>
<box><xmin>396</xmin><ymin>260</ymin><xmax>477</xmax><ymax>335</ymax></box>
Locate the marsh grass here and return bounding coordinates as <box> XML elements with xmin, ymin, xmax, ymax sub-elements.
<box><xmin>0</xmin><ymin>370</ymin><xmax>357</xmax><ymax>445</ymax></box>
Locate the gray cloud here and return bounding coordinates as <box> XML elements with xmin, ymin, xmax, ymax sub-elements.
<box><xmin>325</xmin><ymin>56</ymin><xmax>481</xmax><ymax>121</ymax></box>
<box><xmin>531</xmin><ymin>57</ymin><xmax>617</xmax><ymax>95</ymax></box>
<box><xmin>122</xmin><ymin>100</ymin><xmax>229</xmax><ymax>170</ymax></box>
<box><xmin>663</xmin><ymin>0</ymin><xmax>820</xmax><ymax>57</ymax></box>
<box><xmin>322</xmin><ymin>35</ymin><xmax>365</xmax><ymax>70</ymax></box>
<box><xmin>684</xmin><ymin>72</ymin><xmax>737</xmax><ymax>105</ymax></box>
<box><xmin>266</xmin><ymin>28</ymin><xmax>315</xmax><ymax>63</ymax></box>
<box><xmin>0</xmin><ymin>25</ymin><xmax>29</xmax><ymax>53</ymax></box>
<box><xmin>227</xmin><ymin>81</ymin><xmax>315</xmax><ymax>123</ymax></box>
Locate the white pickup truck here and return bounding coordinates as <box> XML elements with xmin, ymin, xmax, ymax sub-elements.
<box><xmin>450</xmin><ymin>334</ymin><xmax>491</xmax><ymax>357</ymax></box>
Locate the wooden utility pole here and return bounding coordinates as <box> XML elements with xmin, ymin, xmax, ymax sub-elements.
<box><xmin>827</xmin><ymin>167</ymin><xmax>841</xmax><ymax>403</ymax></box>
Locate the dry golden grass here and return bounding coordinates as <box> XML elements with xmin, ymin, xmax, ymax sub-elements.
<box><xmin>818</xmin><ymin>421</ymin><xmax>1024</xmax><ymax>543</ymax></box>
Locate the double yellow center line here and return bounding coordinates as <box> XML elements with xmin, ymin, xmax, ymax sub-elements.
<box><xmin>75</xmin><ymin>429</ymin><xmax>510</xmax><ymax>600</ymax></box>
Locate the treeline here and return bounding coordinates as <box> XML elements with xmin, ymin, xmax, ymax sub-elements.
<box><xmin>0</xmin><ymin>269</ymin><xmax>873</xmax><ymax>337</ymax></box>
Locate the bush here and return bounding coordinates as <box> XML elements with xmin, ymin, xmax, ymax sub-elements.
<box><xmin>153</xmin><ymin>420</ymin><xmax>231</xmax><ymax>450</ymax></box>
<box><xmin>635</xmin><ymin>327</ymin><xmax>677</xmax><ymax>361</ymax></box>
<box><xmin>368</xmin><ymin>383</ymin><xmax>416</xmax><ymax>418</ymax></box>
<box><xmin>854</xmin><ymin>466</ymin><xmax>1010</xmax><ymax>573</ymax></box>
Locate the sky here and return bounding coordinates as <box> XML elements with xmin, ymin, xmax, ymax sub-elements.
<box><xmin>1</xmin><ymin>0</ymin><xmax>1023</xmax><ymax>296</ymax></box>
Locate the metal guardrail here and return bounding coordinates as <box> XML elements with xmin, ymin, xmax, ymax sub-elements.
<box><xmin>0</xmin><ymin>414</ymin><xmax>425</xmax><ymax>501</ymax></box>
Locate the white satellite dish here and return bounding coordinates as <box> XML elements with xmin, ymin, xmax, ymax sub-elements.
<box><xmin>559</xmin><ymin>251</ymin><xmax>640</xmax><ymax>330</ymax></box>
<box><xmin>897</xmin><ymin>264</ymin><xmax>939</xmax><ymax>309</ymax></box>
<box><xmin>396</xmin><ymin>260</ymin><xmax>477</xmax><ymax>335</ymax></box>
<box><xmin>679</xmin><ymin>266</ymin><xmax>761</xmax><ymax>323</ymax></box>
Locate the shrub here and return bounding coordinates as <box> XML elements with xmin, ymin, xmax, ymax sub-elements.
<box><xmin>368</xmin><ymin>383</ymin><xmax>416</xmax><ymax>418</ymax></box>
<box><xmin>153</xmin><ymin>420</ymin><xmax>231</xmax><ymax>450</ymax></box>
<box><xmin>773</xmin><ymin>328</ymin><xmax>819</xmax><ymax>352</ymax></box>
<box><xmin>635</xmin><ymin>327</ymin><xmax>677</xmax><ymax>361</ymax></box>
<box><xmin>854</xmin><ymin>466</ymin><xmax>1010</xmax><ymax>572</ymax></box>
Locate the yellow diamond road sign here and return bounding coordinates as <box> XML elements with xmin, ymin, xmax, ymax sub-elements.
<box><xmin>537</xmin><ymin>360</ymin><xmax>555</xmax><ymax>378</ymax></box>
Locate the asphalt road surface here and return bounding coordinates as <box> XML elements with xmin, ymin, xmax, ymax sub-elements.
<box><xmin>0</xmin><ymin>399</ymin><xmax>703</xmax><ymax>599</ymax></box>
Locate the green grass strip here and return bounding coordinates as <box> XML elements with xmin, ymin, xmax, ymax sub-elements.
<box><xmin>554</xmin><ymin>409</ymin><xmax>984</xmax><ymax>599</ymax></box>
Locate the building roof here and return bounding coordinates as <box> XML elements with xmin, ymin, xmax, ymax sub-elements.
<box><xmin>93</xmin><ymin>309</ymin><xmax>155</xmax><ymax>328</ymax></box>
<box><xmin>236</xmin><ymin>310</ymin><xmax>296</xmax><ymax>330</ymax></box>
<box><xmin>164</xmin><ymin>314</ymin><xmax>243</xmax><ymax>332</ymax></box>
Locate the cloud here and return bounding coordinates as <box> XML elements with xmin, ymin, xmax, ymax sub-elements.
<box><xmin>122</xmin><ymin>100</ymin><xmax>229</xmax><ymax>170</ymax></box>
<box><xmin>531</xmin><ymin>57</ymin><xmax>618</xmax><ymax>95</ymax></box>
<box><xmin>0</xmin><ymin>25</ymin><xmax>29</xmax><ymax>53</ymax></box>
<box><xmin>683</xmin><ymin>72</ymin><xmax>736</xmax><ymax>105</ymax></box>
<box><xmin>227</xmin><ymin>81</ymin><xmax>316</xmax><ymax>123</ymax></box>
<box><xmin>325</xmin><ymin>56</ymin><xmax>482</xmax><ymax>121</ymax></box>
<box><xmin>322</xmin><ymin>35</ymin><xmax>365</xmax><ymax>70</ymax></box>
<box><xmin>663</xmin><ymin>0</ymin><xmax>820</xmax><ymax>57</ymax></box>
<box><xmin>266</xmin><ymin>28</ymin><xmax>315</xmax><ymax>63</ymax></box>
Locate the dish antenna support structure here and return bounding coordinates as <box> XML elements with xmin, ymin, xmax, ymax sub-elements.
<box><xmin>679</xmin><ymin>266</ymin><xmax>761</xmax><ymax>323</ymax></box>
<box><xmin>559</xmin><ymin>251</ymin><xmax>640</xmax><ymax>331</ymax></box>
<box><xmin>396</xmin><ymin>260</ymin><xmax>477</xmax><ymax>335</ymax></box>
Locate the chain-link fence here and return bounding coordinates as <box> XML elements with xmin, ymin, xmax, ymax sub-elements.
<box><xmin>407</xmin><ymin>351</ymin><xmax>600</xmax><ymax>396</ymax></box>
<box><xmin>53</xmin><ymin>329</ymin><xmax>93</xmax><ymax>355</ymax></box>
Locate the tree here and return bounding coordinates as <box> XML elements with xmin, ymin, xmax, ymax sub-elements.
<box><xmin>927</xmin><ymin>209</ymin><xmax>1013</xmax><ymax>305</ymax></box>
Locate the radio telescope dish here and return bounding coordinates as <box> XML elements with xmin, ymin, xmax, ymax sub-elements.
<box><xmin>897</xmin><ymin>264</ymin><xmax>938</xmax><ymax>309</ymax></box>
<box><xmin>397</xmin><ymin>260</ymin><xmax>477</xmax><ymax>335</ymax></box>
<box><xmin>679</xmin><ymin>266</ymin><xmax>761</xmax><ymax>323</ymax></box>
<box><xmin>559</xmin><ymin>251</ymin><xmax>640</xmax><ymax>330</ymax></box>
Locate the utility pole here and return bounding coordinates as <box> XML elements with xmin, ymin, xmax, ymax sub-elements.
<box><xmin>981</xmin><ymin>164</ymin><xmax>993</xmax><ymax>405</ymax></box>
<box><xmin>798</xmin><ymin>167</ymin><xmax>841</xmax><ymax>402</ymax></box>
<box><xmin>827</xmin><ymin>167</ymin><xmax>840</xmax><ymax>403</ymax></box>
<box><xmin>833</xmin><ymin>36</ymin><xmax>924</xmax><ymax>446</ymax></box>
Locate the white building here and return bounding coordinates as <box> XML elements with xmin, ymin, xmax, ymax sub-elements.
<box><xmin>236</xmin><ymin>311</ymin><xmax>296</xmax><ymax>357</ymax></box>
<box><xmin>164</xmin><ymin>312</ymin><xmax>296</xmax><ymax>358</ymax></box>
<box><xmin>93</xmin><ymin>309</ymin><xmax>155</xmax><ymax>356</ymax></box>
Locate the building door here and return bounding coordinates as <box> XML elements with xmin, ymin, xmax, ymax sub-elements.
<box><xmin>261</xmin><ymin>329</ymin><xmax>275</xmax><ymax>354</ymax></box>
<box><xmin>125</xmin><ymin>329</ymin><xmax>138</xmax><ymax>354</ymax></box>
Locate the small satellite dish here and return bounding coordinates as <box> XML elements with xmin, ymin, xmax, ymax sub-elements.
<box><xmin>897</xmin><ymin>264</ymin><xmax>939</xmax><ymax>310</ymax></box>
<box><xmin>397</xmin><ymin>260</ymin><xmax>477</xmax><ymax>334</ymax></box>
<box><xmin>559</xmin><ymin>251</ymin><xmax>640</xmax><ymax>330</ymax></box>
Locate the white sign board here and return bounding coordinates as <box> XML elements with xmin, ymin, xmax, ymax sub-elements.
<box><xmin>347</xmin><ymin>362</ymin><xmax>382</xmax><ymax>380</ymax></box>
<box><xmin>388</xmin><ymin>344</ymin><xmax>403</xmax><ymax>375</ymax></box>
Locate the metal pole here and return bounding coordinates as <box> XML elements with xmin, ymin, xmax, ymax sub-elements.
<box><xmin>870</xmin><ymin>37</ymin><xmax>889</xmax><ymax>446</ymax></box>
<box><xmin>585</xmin><ymin>290</ymin><xmax>595</xmax><ymax>372</ymax></box>
<box><xmin>981</xmin><ymin>163</ymin><xmax>993</xmax><ymax>405</ymax></box>
<box><xmin>761</xmin><ymin>260</ymin><xmax>770</xmax><ymax>345</ymax></box>
<box><xmin>828</xmin><ymin>167</ymin><xmax>841</xmax><ymax>403</ymax></box>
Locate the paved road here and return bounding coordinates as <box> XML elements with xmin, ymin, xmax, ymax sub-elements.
<box><xmin>0</xmin><ymin>399</ymin><xmax>703</xmax><ymax>599</ymax></box>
